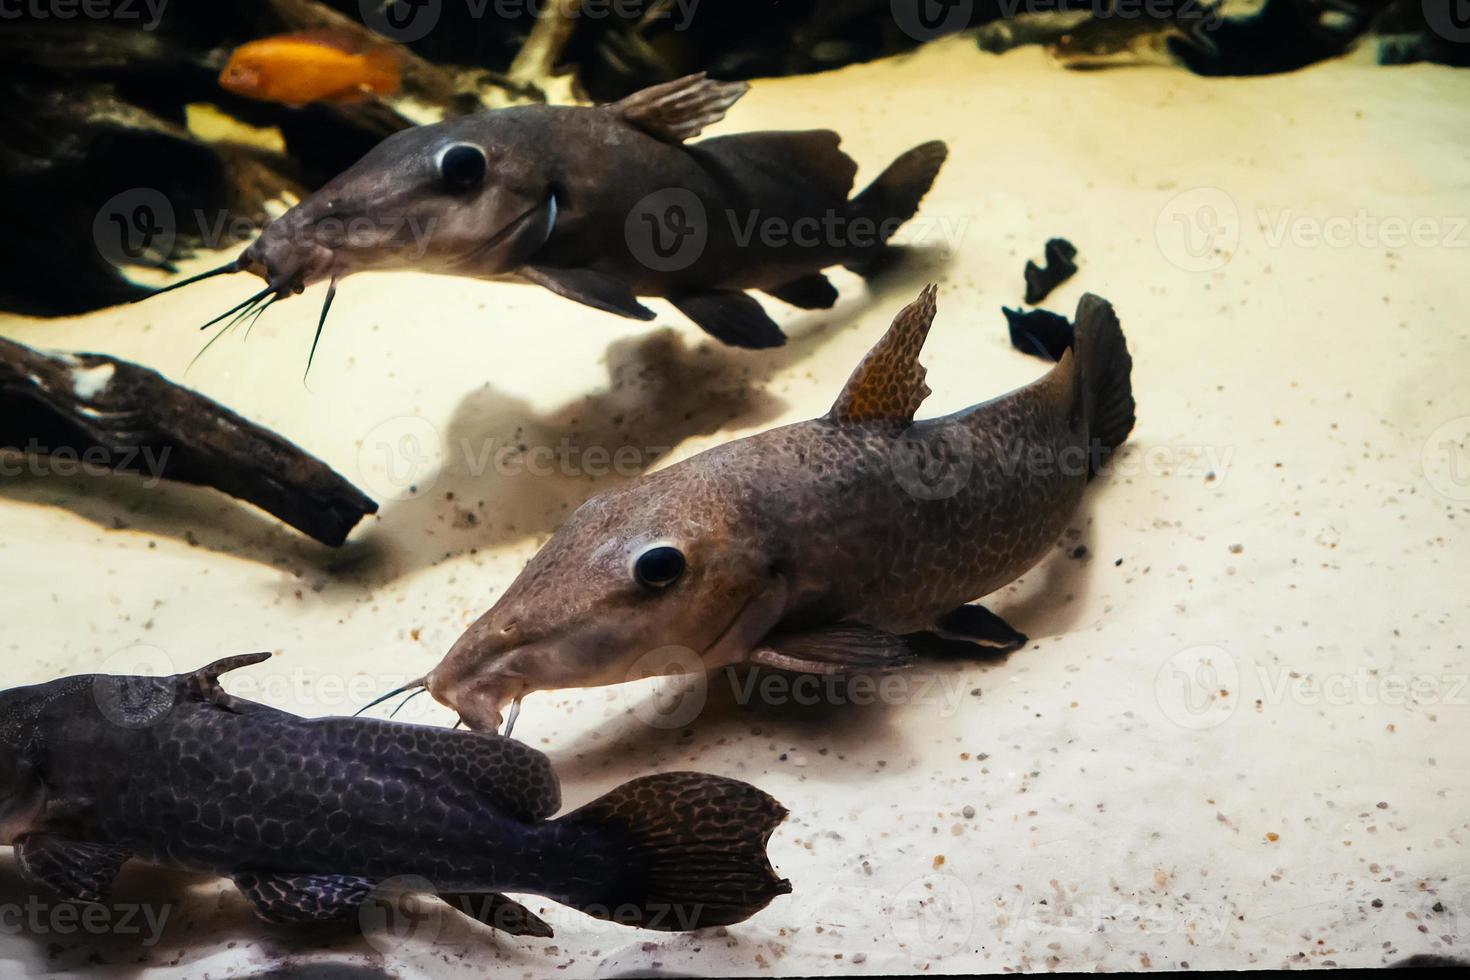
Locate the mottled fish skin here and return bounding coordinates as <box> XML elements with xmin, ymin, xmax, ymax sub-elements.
<box><xmin>428</xmin><ymin>286</ymin><xmax>1136</xmax><ymax>731</ymax></box>
<box><xmin>0</xmin><ymin>659</ymin><xmax>790</xmax><ymax>930</ymax></box>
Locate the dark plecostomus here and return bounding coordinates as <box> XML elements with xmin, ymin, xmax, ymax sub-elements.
<box><xmin>154</xmin><ymin>73</ymin><xmax>948</xmax><ymax>359</ymax></box>
<box><xmin>0</xmin><ymin>654</ymin><xmax>789</xmax><ymax>935</ymax></box>
<box><xmin>426</xmin><ymin>285</ymin><xmax>1137</xmax><ymax>732</ymax></box>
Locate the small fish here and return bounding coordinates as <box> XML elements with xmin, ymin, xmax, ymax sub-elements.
<box><xmin>149</xmin><ymin>74</ymin><xmax>947</xmax><ymax>366</ymax></box>
<box><xmin>0</xmin><ymin>654</ymin><xmax>790</xmax><ymax>934</ymax></box>
<box><xmin>219</xmin><ymin>29</ymin><xmax>402</xmax><ymax>106</ymax></box>
<box><xmin>422</xmin><ymin>286</ymin><xmax>1136</xmax><ymax>732</ymax></box>
<box><xmin>1049</xmin><ymin>2</ymin><xmax>1223</xmax><ymax>69</ymax></box>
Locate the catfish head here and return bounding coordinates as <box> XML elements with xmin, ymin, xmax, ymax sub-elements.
<box><xmin>166</xmin><ymin>112</ymin><xmax>562</xmax><ymax>365</ymax></box>
<box><xmin>427</xmin><ymin>466</ymin><xmax>789</xmax><ymax>732</ymax></box>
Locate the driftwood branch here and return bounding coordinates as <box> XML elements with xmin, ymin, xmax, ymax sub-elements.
<box><xmin>0</xmin><ymin>337</ymin><xmax>376</xmax><ymax>546</ymax></box>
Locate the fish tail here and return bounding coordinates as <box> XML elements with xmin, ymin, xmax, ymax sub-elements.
<box><xmin>360</xmin><ymin>45</ymin><xmax>402</xmax><ymax>97</ymax></box>
<box><xmin>552</xmin><ymin>772</ymin><xmax>790</xmax><ymax>930</ymax></box>
<box><xmin>843</xmin><ymin>140</ymin><xmax>948</xmax><ymax>275</ymax></box>
<box><xmin>1071</xmin><ymin>294</ymin><xmax>1136</xmax><ymax>459</ymax></box>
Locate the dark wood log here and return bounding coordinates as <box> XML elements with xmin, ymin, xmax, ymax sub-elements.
<box><xmin>0</xmin><ymin>337</ymin><xmax>377</xmax><ymax>546</ymax></box>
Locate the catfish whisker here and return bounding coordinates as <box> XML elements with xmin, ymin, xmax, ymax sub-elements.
<box><xmin>199</xmin><ymin>285</ymin><xmax>274</xmax><ymax>332</ymax></box>
<box><xmin>353</xmin><ymin>676</ymin><xmax>427</xmax><ymax>717</ymax></box>
<box><xmin>133</xmin><ymin>259</ymin><xmax>240</xmax><ymax>302</ymax></box>
<box><xmin>388</xmin><ymin>687</ymin><xmax>428</xmax><ymax>719</ymax></box>
<box><xmin>501</xmin><ymin>697</ymin><xmax>523</xmax><ymax>737</ymax></box>
<box><xmin>304</xmin><ymin>276</ymin><xmax>338</xmax><ymax>384</ymax></box>
<box><xmin>243</xmin><ymin>294</ymin><xmax>281</xmax><ymax>341</ymax></box>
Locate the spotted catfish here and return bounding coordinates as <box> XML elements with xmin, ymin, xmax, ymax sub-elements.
<box><xmin>424</xmin><ymin>285</ymin><xmax>1137</xmax><ymax>732</ymax></box>
<box><xmin>146</xmin><ymin>73</ymin><xmax>947</xmax><ymax>364</ymax></box>
<box><xmin>0</xmin><ymin>654</ymin><xmax>789</xmax><ymax>935</ymax></box>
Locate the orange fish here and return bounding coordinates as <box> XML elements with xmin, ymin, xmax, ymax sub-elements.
<box><xmin>219</xmin><ymin>29</ymin><xmax>401</xmax><ymax>106</ymax></box>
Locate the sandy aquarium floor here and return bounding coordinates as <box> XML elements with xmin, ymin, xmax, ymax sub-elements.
<box><xmin>2</xmin><ymin>36</ymin><xmax>1468</xmax><ymax>978</ymax></box>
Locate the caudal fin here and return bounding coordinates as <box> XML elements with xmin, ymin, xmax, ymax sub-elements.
<box><xmin>844</xmin><ymin>140</ymin><xmax>948</xmax><ymax>275</ymax></box>
<box><xmin>1072</xmin><ymin>294</ymin><xmax>1135</xmax><ymax>454</ymax></box>
<box><xmin>1006</xmin><ymin>296</ymin><xmax>1135</xmax><ymax>460</ymax></box>
<box><xmin>555</xmin><ymin>772</ymin><xmax>790</xmax><ymax>930</ymax></box>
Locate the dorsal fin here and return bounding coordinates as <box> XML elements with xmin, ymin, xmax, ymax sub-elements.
<box><xmin>827</xmin><ymin>284</ymin><xmax>939</xmax><ymax>426</ymax></box>
<box><xmin>178</xmin><ymin>652</ymin><xmax>271</xmax><ymax>711</ymax></box>
<box><xmin>609</xmin><ymin>73</ymin><xmax>749</xmax><ymax>143</ymax></box>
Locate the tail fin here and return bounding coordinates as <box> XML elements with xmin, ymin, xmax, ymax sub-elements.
<box><xmin>555</xmin><ymin>772</ymin><xmax>790</xmax><ymax>931</ymax></box>
<box><xmin>1072</xmin><ymin>294</ymin><xmax>1136</xmax><ymax>456</ymax></box>
<box><xmin>360</xmin><ymin>44</ymin><xmax>403</xmax><ymax>97</ymax></box>
<box><xmin>844</xmin><ymin>140</ymin><xmax>948</xmax><ymax>274</ymax></box>
<box><xmin>1006</xmin><ymin>296</ymin><xmax>1135</xmax><ymax>461</ymax></box>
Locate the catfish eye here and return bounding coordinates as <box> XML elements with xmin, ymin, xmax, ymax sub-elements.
<box><xmin>438</xmin><ymin>143</ymin><xmax>486</xmax><ymax>192</ymax></box>
<box><xmin>633</xmin><ymin>545</ymin><xmax>685</xmax><ymax>589</ymax></box>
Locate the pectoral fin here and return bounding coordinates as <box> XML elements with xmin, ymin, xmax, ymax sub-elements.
<box><xmin>521</xmin><ymin>266</ymin><xmax>656</xmax><ymax>321</ymax></box>
<box><xmin>439</xmin><ymin>892</ymin><xmax>554</xmax><ymax>937</ymax></box>
<box><xmin>932</xmin><ymin>604</ymin><xmax>1028</xmax><ymax>652</ymax></box>
<box><xmin>827</xmin><ymin>284</ymin><xmax>937</xmax><ymax>425</ymax></box>
<box><xmin>16</xmin><ymin>835</ymin><xmax>131</xmax><ymax>904</ymax></box>
<box><xmin>233</xmin><ymin>872</ymin><xmax>378</xmax><ymax>924</ymax></box>
<box><xmin>749</xmin><ymin>623</ymin><xmax>917</xmax><ymax>675</ymax></box>
<box><xmin>610</xmin><ymin>73</ymin><xmax>750</xmax><ymax>143</ymax></box>
<box><xmin>670</xmin><ymin>290</ymin><xmax>786</xmax><ymax>349</ymax></box>
<box><xmin>763</xmin><ymin>273</ymin><xmax>838</xmax><ymax>310</ymax></box>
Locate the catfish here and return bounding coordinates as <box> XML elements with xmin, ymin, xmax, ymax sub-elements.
<box><xmin>148</xmin><ymin>74</ymin><xmax>948</xmax><ymax>364</ymax></box>
<box><xmin>417</xmin><ymin>285</ymin><xmax>1136</xmax><ymax>732</ymax></box>
<box><xmin>0</xmin><ymin>653</ymin><xmax>790</xmax><ymax>935</ymax></box>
